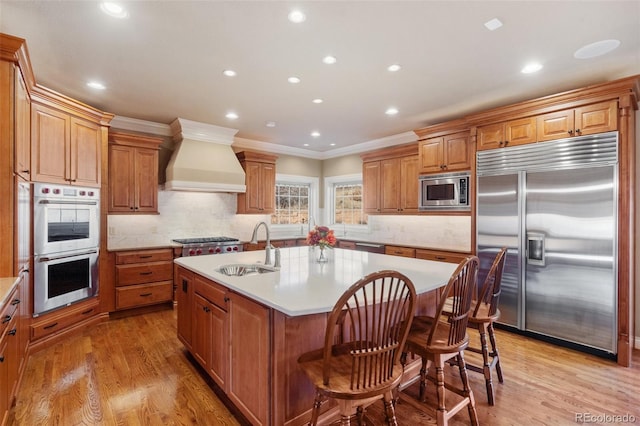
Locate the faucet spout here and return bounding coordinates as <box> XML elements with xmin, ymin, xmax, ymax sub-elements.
<box><xmin>250</xmin><ymin>221</ymin><xmax>272</xmax><ymax>264</ymax></box>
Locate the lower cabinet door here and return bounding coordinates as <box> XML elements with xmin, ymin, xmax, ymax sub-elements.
<box><xmin>115</xmin><ymin>281</ymin><xmax>173</xmax><ymax>310</ymax></box>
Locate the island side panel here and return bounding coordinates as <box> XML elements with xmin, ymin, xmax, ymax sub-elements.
<box><xmin>272</xmin><ymin>310</ymin><xmax>334</xmax><ymax>426</ymax></box>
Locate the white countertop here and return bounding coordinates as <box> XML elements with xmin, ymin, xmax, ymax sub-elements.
<box><xmin>174</xmin><ymin>247</ymin><xmax>459</xmax><ymax>317</ymax></box>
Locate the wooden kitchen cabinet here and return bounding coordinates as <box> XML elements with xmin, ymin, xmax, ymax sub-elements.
<box><xmin>361</xmin><ymin>143</ymin><xmax>419</xmax><ymax>214</ymax></box>
<box><xmin>536</xmin><ymin>100</ymin><xmax>617</xmax><ymax>142</ymax></box>
<box><xmin>108</xmin><ymin>131</ymin><xmax>162</xmax><ymax>214</ymax></box>
<box><xmin>415</xmin><ymin>248</ymin><xmax>469</xmax><ymax>264</ymax></box>
<box><xmin>175</xmin><ymin>266</ymin><xmax>194</xmax><ymax>350</ymax></box>
<box><xmin>31</xmin><ymin>102</ymin><xmax>103</xmax><ymax>187</ymax></box>
<box><xmin>236</xmin><ymin>150</ymin><xmax>278</xmax><ymax>214</ymax></box>
<box><xmin>14</xmin><ymin>68</ymin><xmax>30</xmax><ymax>181</ymax></box>
<box><xmin>477</xmin><ymin>117</ymin><xmax>537</xmax><ymax>151</ymax></box>
<box><xmin>227</xmin><ymin>291</ymin><xmax>270</xmax><ymax>426</ymax></box>
<box><xmin>0</xmin><ymin>284</ymin><xmax>19</xmax><ymax>426</ymax></box>
<box><xmin>385</xmin><ymin>245</ymin><xmax>416</xmax><ymax>258</ymax></box>
<box><xmin>192</xmin><ymin>278</ymin><xmax>228</xmax><ymax>389</ymax></box>
<box><xmin>114</xmin><ymin>248</ymin><xmax>173</xmax><ymax>310</ymax></box>
<box><xmin>418</xmin><ymin>131</ymin><xmax>471</xmax><ymax>173</ymax></box>
<box><xmin>30</xmin><ymin>296</ymin><xmax>100</xmax><ymax>341</ymax></box>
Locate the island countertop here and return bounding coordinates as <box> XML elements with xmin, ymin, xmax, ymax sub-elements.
<box><xmin>174</xmin><ymin>246</ymin><xmax>460</xmax><ymax>317</ymax></box>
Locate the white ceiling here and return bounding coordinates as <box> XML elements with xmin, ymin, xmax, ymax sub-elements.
<box><xmin>1</xmin><ymin>1</ymin><xmax>639</xmax><ymax>157</ymax></box>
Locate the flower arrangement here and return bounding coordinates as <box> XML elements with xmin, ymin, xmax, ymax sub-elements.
<box><xmin>306</xmin><ymin>225</ymin><xmax>337</xmax><ymax>249</ymax></box>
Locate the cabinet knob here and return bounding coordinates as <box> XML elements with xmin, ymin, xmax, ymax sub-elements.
<box><xmin>130</xmin><ymin>206</ymin><xmax>135</xmax><ymax>210</ymax></box>
<box><xmin>0</xmin><ymin>356</ymin><xmax>4</xmax><ymax>363</ymax></box>
<box><xmin>224</xmin><ymin>297</ymin><xmax>230</xmax><ymax>303</ymax></box>
<box><xmin>568</xmin><ymin>130</ymin><xmax>574</xmax><ymax>135</ymax></box>
<box><xmin>575</xmin><ymin>128</ymin><xmax>581</xmax><ymax>134</ymax></box>
<box><xmin>504</xmin><ymin>140</ymin><xmax>509</xmax><ymax>146</ymax></box>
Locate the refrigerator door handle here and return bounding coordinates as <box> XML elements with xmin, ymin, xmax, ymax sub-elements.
<box><xmin>526</xmin><ymin>232</ymin><xmax>545</xmax><ymax>266</ymax></box>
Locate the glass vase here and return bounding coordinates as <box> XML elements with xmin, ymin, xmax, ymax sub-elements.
<box><xmin>317</xmin><ymin>246</ymin><xmax>328</xmax><ymax>263</ymax></box>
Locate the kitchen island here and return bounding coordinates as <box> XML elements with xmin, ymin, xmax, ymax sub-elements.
<box><xmin>174</xmin><ymin>247</ymin><xmax>459</xmax><ymax>426</ymax></box>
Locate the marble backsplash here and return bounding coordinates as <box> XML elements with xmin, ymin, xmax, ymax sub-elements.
<box><xmin>108</xmin><ymin>189</ymin><xmax>472</xmax><ymax>252</ymax></box>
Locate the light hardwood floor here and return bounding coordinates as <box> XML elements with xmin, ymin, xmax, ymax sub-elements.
<box><xmin>8</xmin><ymin>307</ymin><xmax>640</xmax><ymax>425</ymax></box>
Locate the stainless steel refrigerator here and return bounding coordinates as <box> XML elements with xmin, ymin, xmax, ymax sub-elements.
<box><xmin>476</xmin><ymin>132</ymin><xmax>617</xmax><ymax>356</ymax></box>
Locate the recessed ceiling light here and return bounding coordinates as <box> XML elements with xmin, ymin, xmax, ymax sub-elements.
<box><xmin>265</xmin><ymin>121</ymin><xmax>276</xmax><ymax>128</ymax></box>
<box><xmin>303</xmin><ymin>143</ymin><xmax>310</xmax><ymax>147</ymax></box>
<box><xmin>225</xmin><ymin>112</ymin><xmax>238</xmax><ymax>120</ymax></box>
<box><xmin>311</xmin><ymin>131</ymin><xmax>321</xmax><ymax>138</ymax></box>
<box><xmin>385</xmin><ymin>107</ymin><xmax>399</xmax><ymax>116</ymax></box>
<box><xmin>330</xmin><ymin>143</ymin><xmax>336</xmax><ymax>146</ymax></box>
<box><xmin>288</xmin><ymin>76</ymin><xmax>301</xmax><ymax>84</ymax></box>
<box><xmin>574</xmin><ymin>39</ymin><xmax>621</xmax><ymax>59</ymax></box>
<box><xmin>223</xmin><ymin>70</ymin><xmax>237</xmax><ymax>77</ymax></box>
<box><xmin>100</xmin><ymin>2</ymin><xmax>128</xmax><ymax>19</ymax></box>
<box><xmin>484</xmin><ymin>18</ymin><xmax>503</xmax><ymax>31</ymax></box>
<box><xmin>312</xmin><ymin>98</ymin><xmax>323</xmax><ymax>104</ymax></box>
<box><xmin>521</xmin><ymin>62</ymin><xmax>543</xmax><ymax>74</ymax></box>
<box><xmin>87</xmin><ymin>81</ymin><xmax>106</xmax><ymax>90</ymax></box>
<box><xmin>323</xmin><ymin>55</ymin><xmax>337</xmax><ymax>65</ymax></box>
<box><xmin>387</xmin><ymin>64</ymin><xmax>401</xmax><ymax>72</ymax></box>
<box><xmin>288</xmin><ymin>10</ymin><xmax>306</xmax><ymax>23</ymax></box>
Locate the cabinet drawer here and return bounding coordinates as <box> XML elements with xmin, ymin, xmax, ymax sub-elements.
<box><xmin>116</xmin><ymin>261</ymin><xmax>173</xmax><ymax>286</ymax></box>
<box><xmin>31</xmin><ymin>298</ymin><xmax>99</xmax><ymax>340</ymax></box>
<box><xmin>194</xmin><ymin>276</ymin><xmax>228</xmax><ymax>311</ymax></box>
<box><xmin>385</xmin><ymin>246</ymin><xmax>416</xmax><ymax>258</ymax></box>
<box><xmin>115</xmin><ymin>281</ymin><xmax>173</xmax><ymax>310</ymax></box>
<box><xmin>415</xmin><ymin>249</ymin><xmax>469</xmax><ymax>264</ymax></box>
<box><xmin>338</xmin><ymin>241</ymin><xmax>357</xmax><ymax>250</ymax></box>
<box><xmin>1</xmin><ymin>290</ymin><xmax>19</xmax><ymax>337</ymax></box>
<box><xmin>115</xmin><ymin>249</ymin><xmax>173</xmax><ymax>264</ymax></box>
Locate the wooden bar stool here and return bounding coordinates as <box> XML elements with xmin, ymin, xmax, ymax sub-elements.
<box><xmin>401</xmin><ymin>256</ymin><xmax>480</xmax><ymax>426</ymax></box>
<box><xmin>465</xmin><ymin>247</ymin><xmax>507</xmax><ymax>406</ymax></box>
<box><xmin>298</xmin><ymin>270</ymin><xmax>417</xmax><ymax>425</ymax></box>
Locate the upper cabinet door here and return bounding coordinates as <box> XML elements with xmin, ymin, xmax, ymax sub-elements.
<box><xmin>70</xmin><ymin>117</ymin><xmax>101</xmax><ymax>187</ymax></box>
<box><xmin>362</xmin><ymin>161</ymin><xmax>381</xmax><ymax>213</ymax></box>
<box><xmin>574</xmin><ymin>101</ymin><xmax>617</xmax><ymax>136</ymax></box>
<box><xmin>504</xmin><ymin>117</ymin><xmax>536</xmax><ymax>147</ymax></box>
<box><xmin>31</xmin><ymin>102</ymin><xmax>69</xmax><ymax>185</ymax></box>
<box><xmin>14</xmin><ymin>69</ymin><xmax>31</xmax><ymax>180</ymax></box>
<box><xmin>443</xmin><ymin>132</ymin><xmax>471</xmax><ymax>171</ymax></box>
<box><xmin>134</xmin><ymin>148</ymin><xmax>159</xmax><ymax>213</ymax></box>
<box><xmin>419</xmin><ymin>137</ymin><xmax>444</xmax><ymax>173</ymax></box>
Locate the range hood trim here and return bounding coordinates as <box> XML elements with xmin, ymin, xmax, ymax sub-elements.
<box><xmin>165</xmin><ymin>118</ymin><xmax>246</xmax><ymax>193</ymax></box>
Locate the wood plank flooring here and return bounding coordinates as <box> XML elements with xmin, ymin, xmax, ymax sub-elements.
<box><xmin>8</xmin><ymin>307</ymin><xmax>640</xmax><ymax>425</ymax></box>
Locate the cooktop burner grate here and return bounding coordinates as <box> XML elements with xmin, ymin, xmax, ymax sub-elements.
<box><xmin>172</xmin><ymin>237</ymin><xmax>239</xmax><ymax>244</ymax></box>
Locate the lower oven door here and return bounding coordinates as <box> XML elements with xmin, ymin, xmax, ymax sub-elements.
<box><xmin>34</xmin><ymin>249</ymin><xmax>99</xmax><ymax>316</ymax></box>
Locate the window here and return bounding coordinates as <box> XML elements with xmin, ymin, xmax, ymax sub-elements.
<box><xmin>272</xmin><ymin>183</ymin><xmax>309</xmax><ymax>224</ymax></box>
<box><xmin>270</xmin><ymin>174</ymin><xmax>318</xmax><ymax>227</ymax></box>
<box><xmin>325</xmin><ymin>174</ymin><xmax>367</xmax><ymax>227</ymax></box>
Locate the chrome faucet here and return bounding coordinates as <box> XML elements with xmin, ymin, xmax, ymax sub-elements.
<box><xmin>250</xmin><ymin>221</ymin><xmax>272</xmax><ymax>265</ymax></box>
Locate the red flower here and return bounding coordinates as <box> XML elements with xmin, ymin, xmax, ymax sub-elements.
<box><xmin>306</xmin><ymin>226</ymin><xmax>337</xmax><ymax>248</ymax></box>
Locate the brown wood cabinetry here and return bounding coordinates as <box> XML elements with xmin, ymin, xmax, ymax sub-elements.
<box><xmin>177</xmin><ymin>269</ymin><xmax>270</xmax><ymax>425</ymax></box>
<box><xmin>415</xmin><ymin>248</ymin><xmax>469</xmax><ymax>264</ymax></box>
<box><xmin>477</xmin><ymin>117</ymin><xmax>537</xmax><ymax>151</ymax></box>
<box><xmin>108</xmin><ymin>131</ymin><xmax>162</xmax><ymax>214</ymax></box>
<box><xmin>0</xmin><ymin>283</ymin><xmax>20</xmax><ymax>426</ymax></box>
<box><xmin>31</xmin><ymin>102</ymin><xmax>103</xmax><ymax>187</ymax></box>
<box><xmin>418</xmin><ymin>131</ymin><xmax>471</xmax><ymax>173</ymax></box>
<box><xmin>175</xmin><ymin>266</ymin><xmax>193</xmax><ymax>350</ymax></box>
<box><xmin>361</xmin><ymin>143</ymin><xmax>419</xmax><ymax>214</ymax></box>
<box><xmin>114</xmin><ymin>249</ymin><xmax>173</xmax><ymax>311</ymax></box>
<box><xmin>385</xmin><ymin>245</ymin><xmax>416</xmax><ymax>258</ymax></box>
<box><xmin>536</xmin><ymin>100</ymin><xmax>617</xmax><ymax>142</ymax></box>
<box><xmin>14</xmin><ymin>68</ymin><xmax>30</xmax><ymax>181</ymax></box>
<box><xmin>236</xmin><ymin>151</ymin><xmax>277</xmax><ymax>214</ymax></box>
<box><xmin>30</xmin><ymin>297</ymin><xmax>100</xmax><ymax>341</ymax></box>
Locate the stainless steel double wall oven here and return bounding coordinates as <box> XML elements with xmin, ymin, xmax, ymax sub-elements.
<box><xmin>33</xmin><ymin>183</ymin><xmax>100</xmax><ymax>316</ymax></box>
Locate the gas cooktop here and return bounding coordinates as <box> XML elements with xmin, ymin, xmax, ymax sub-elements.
<box><xmin>172</xmin><ymin>237</ymin><xmax>239</xmax><ymax>244</ymax></box>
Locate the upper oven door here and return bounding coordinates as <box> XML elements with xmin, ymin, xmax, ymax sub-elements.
<box><xmin>34</xmin><ymin>184</ymin><xmax>100</xmax><ymax>255</ymax></box>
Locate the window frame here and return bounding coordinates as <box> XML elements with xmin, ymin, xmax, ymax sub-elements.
<box><xmin>324</xmin><ymin>173</ymin><xmax>368</xmax><ymax>232</ymax></box>
<box><xmin>271</xmin><ymin>174</ymin><xmax>319</xmax><ymax>233</ymax></box>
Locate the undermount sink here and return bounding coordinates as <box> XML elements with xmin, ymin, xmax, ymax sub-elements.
<box><xmin>217</xmin><ymin>263</ymin><xmax>278</xmax><ymax>277</ymax></box>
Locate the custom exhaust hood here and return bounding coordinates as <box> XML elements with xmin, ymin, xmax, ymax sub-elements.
<box><xmin>165</xmin><ymin>118</ymin><xmax>246</xmax><ymax>193</ymax></box>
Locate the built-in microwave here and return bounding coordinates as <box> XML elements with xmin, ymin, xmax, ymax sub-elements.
<box><xmin>419</xmin><ymin>172</ymin><xmax>470</xmax><ymax>211</ymax></box>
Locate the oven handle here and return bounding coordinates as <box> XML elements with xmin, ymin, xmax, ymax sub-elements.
<box><xmin>38</xmin><ymin>249</ymin><xmax>98</xmax><ymax>262</ymax></box>
<box><xmin>38</xmin><ymin>200</ymin><xmax>98</xmax><ymax>206</ymax></box>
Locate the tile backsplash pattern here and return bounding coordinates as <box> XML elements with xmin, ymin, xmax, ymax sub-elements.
<box><xmin>108</xmin><ymin>189</ymin><xmax>471</xmax><ymax>252</ymax></box>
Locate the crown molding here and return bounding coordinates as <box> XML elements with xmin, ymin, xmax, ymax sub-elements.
<box><xmin>110</xmin><ymin>115</ymin><xmax>173</xmax><ymax>137</ymax></box>
<box><xmin>320</xmin><ymin>131</ymin><xmax>417</xmax><ymax>159</ymax></box>
<box><xmin>170</xmin><ymin>118</ymin><xmax>238</xmax><ymax>144</ymax></box>
<box><xmin>233</xmin><ymin>137</ymin><xmax>324</xmax><ymax>159</ymax></box>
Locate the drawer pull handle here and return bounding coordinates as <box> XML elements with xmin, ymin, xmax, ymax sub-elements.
<box><xmin>8</xmin><ymin>328</ymin><xmax>16</xmax><ymax>336</ymax></box>
<box><xmin>11</xmin><ymin>299</ymin><xmax>20</xmax><ymax>306</ymax></box>
<box><xmin>82</xmin><ymin>309</ymin><xmax>94</xmax><ymax>315</ymax></box>
<box><xmin>140</xmin><ymin>293</ymin><xmax>153</xmax><ymax>297</ymax></box>
<box><xmin>435</xmin><ymin>256</ymin><xmax>446</xmax><ymax>260</ymax></box>
<box><xmin>139</xmin><ymin>271</ymin><xmax>153</xmax><ymax>276</ymax></box>
<box><xmin>139</xmin><ymin>255</ymin><xmax>153</xmax><ymax>259</ymax></box>
<box><xmin>2</xmin><ymin>315</ymin><xmax>11</xmax><ymax>324</ymax></box>
<box><xmin>0</xmin><ymin>356</ymin><xmax>4</xmax><ymax>362</ymax></box>
<box><xmin>44</xmin><ymin>322</ymin><xmax>59</xmax><ymax>330</ymax></box>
